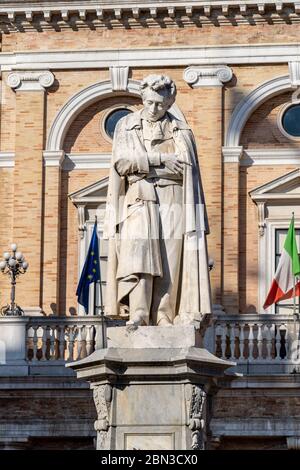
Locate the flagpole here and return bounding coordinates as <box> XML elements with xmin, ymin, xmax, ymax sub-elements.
<box><xmin>292</xmin><ymin>212</ymin><xmax>297</xmax><ymax>317</ymax></box>
<box><xmin>93</xmin><ymin>216</ymin><xmax>98</xmax><ymax>317</ymax></box>
<box><xmin>93</xmin><ymin>215</ymin><xmax>107</xmax><ymax>348</ymax></box>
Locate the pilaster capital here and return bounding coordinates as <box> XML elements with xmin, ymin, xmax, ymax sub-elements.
<box><xmin>43</xmin><ymin>150</ymin><xmax>65</xmax><ymax>167</ymax></box>
<box><xmin>7</xmin><ymin>70</ymin><xmax>55</xmax><ymax>91</ymax></box>
<box><xmin>222</xmin><ymin>146</ymin><xmax>243</xmax><ymax>163</ymax></box>
<box><xmin>183</xmin><ymin>65</ymin><xmax>233</xmax><ymax>88</ymax></box>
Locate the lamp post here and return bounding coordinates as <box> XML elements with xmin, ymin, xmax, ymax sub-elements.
<box><xmin>0</xmin><ymin>243</ymin><xmax>28</xmax><ymax>316</ymax></box>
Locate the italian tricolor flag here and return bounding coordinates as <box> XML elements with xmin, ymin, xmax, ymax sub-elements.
<box><xmin>264</xmin><ymin>216</ymin><xmax>300</xmax><ymax>309</ymax></box>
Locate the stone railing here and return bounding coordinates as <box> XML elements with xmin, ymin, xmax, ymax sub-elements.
<box><xmin>26</xmin><ymin>316</ymin><xmax>110</xmax><ymax>363</ymax></box>
<box><xmin>0</xmin><ymin>313</ymin><xmax>299</xmax><ymax>375</ymax></box>
<box><xmin>208</xmin><ymin>313</ymin><xmax>300</xmax><ymax>374</ymax></box>
<box><xmin>0</xmin><ymin>316</ymin><xmax>123</xmax><ymax>376</ymax></box>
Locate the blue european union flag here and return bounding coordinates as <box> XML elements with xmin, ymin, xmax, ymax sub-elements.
<box><xmin>76</xmin><ymin>221</ymin><xmax>100</xmax><ymax>313</ymax></box>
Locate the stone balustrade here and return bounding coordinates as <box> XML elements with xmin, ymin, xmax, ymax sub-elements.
<box><xmin>0</xmin><ymin>313</ymin><xmax>299</xmax><ymax>375</ymax></box>
<box><xmin>210</xmin><ymin>313</ymin><xmax>300</xmax><ymax>374</ymax></box>
<box><xmin>26</xmin><ymin>316</ymin><xmax>124</xmax><ymax>363</ymax></box>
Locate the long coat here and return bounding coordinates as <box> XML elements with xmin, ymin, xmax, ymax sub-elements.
<box><xmin>103</xmin><ymin>110</ymin><xmax>212</xmax><ymax>324</ymax></box>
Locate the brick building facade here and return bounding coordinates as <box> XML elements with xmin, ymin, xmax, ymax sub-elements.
<box><xmin>0</xmin><ymin>0</ymin><xmax>300</xmax><ymax>450</ymax></box>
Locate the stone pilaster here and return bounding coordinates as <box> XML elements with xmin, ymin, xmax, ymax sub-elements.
<box><xmin>183</xmin><ymin>66</ymin><xmax>233</xmax><ymax>306</ymax></box>
<box><xmin>222</xmin><ymin>147</ymin><xmax>243</xmax><ymax>313</ymax></box>
<box><xmin>7</xmin><ymin>70</ymin><xmax>55</xmax><ymax>312</ymax></box>
<box><xmin>42</xmin><ymin>151</ymin><xmax>64</xmax><ymax>314</ymax></box>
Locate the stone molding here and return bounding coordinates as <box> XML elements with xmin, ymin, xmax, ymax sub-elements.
<box><xmin>1</xmin><ymin>44</ymin><xmax>300</xmax><ymax>72</ymax></box>
<box><xmin>0</xmin><ymin>151</ymin><xmax>111</xmax><ymax>169</ymax></box>
<box><xmin>109</xmin><ymin>66</ymin><xmax>129</xmax><ymax>92</ymax></box>
<box><xmin>242</xmin><ymin>148</ymin><xmax>300</xmax><ymax>166</ymax></box>
<box><xmin>63</xmin><ymin>154</ymin><xmax>111</xmax><ymax>170</ymax></box>
<box><xmin>183</xmin><ymin>65</ymin><xmax>233</xmax><ymax>87</ymax></box>
<box><xmin>7</xmin><ymin>70</ymin><xmax>55</xmax><ymax>92</ymax></box>
<box><xmin>0</xmin><ymin>1</ymin><xmax>300</xmax><ymax>26</ymax></box>
<box><xmin>225</xmin><ymin>75</ymin><xmax>291</xmax><ymax>148</ymax></box>
<box><xmin>46</xmin><ymin>79</ymin><xmax>186</xmax><ymax>151</ymax></box>
<box><xmin>0</xmin><ymin>152</ymin><xmax>15</xmax><ymax>168</ymax></box>
<box><xmin>249</xmin><ymin>168</ymin><xmax>300</xmax><ymax>311</ymax></box>
<box><xmin>289</xmin><ymin>61</ymin><xmax>300</xmax><ymax>88</ymax></box>
<box><xmin>222</xmin><ymin>146</ymin><xmax>243</xmax><ymax>163</ymax></box>
<box><xmin>43</xmin><ymin>150</ymin><xmax>65</xmax><ymax>167</ymax></box>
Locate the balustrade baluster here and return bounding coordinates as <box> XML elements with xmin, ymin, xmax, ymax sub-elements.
<box><xmin>32</xmin><ymin>326</ymin><xmax>39</xmax><ymax>361</ymax></box>
<box><xmin>41</xmin><ymin>326</ymin><xmax>48</xmax><ymax>361</ymax></box>
<box><xmin>230</xmin><ymin>325</ymin><xmax>235</xmax><ymax>359</ymax></box>
<box><xmin>221</xmin><ymin>325</ymin><xmax>227</xmax><ymax>360</ymax></box>
<box><xmin>282</xmin><ymin>323</ymin><xmax>289</xmax><ymax>360</ymax></box>
<box><xmin>77</xmin><ymin>326</ymin><xmax>83</xmax><ymax>360</ymax></box>
<box><xmin>49</xmin><ymin>327</ymin><xmax>55</xmax><ymax>360</ymax></box>
<box><xmin>257</xmin><ymin>323</ymin><xmax>263</xmax><ymax>360</ymax></box>
<box><xmin>67</xmin><ymin>327</ymin><xmax>75</xmax><ymax>362</ymax></box>
<box><xmin>59</xmin><ymin>326</ymin><xmax>65</xmax><ymax>360</ymax></box>
<box><xmin>275</xmin><ymin>325</ymin><xmax>281</xmax><ymax>361</ymax></box>
<box><xmin>266</xmin><ymin>324</ymin><xmax>273</xmax><ymax>360</ymax></box>
<box><xmin>215</xmin><ymin>324</ymin><xmax>222</xmax><ymax>357</ymax></box>
<box><xmin>86</xmin><ymin>326</ymin><xmax>95</xmax><ymax>356</ymax></box>
<box><xmin>239</xmin><ymin>324</ymin><xmax>245</xmax><ymax>360</ymax></box>
<box><xmin>26</xmin><ymin>326</ymin><xmax>31</xmax><ymax>360</ymax></box>
<box><xmin>248</xmin><ymin>324</ymin><xmax>254</xmax><ymax>361</ymax></box>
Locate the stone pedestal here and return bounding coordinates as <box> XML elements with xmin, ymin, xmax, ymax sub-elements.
<box><xmin>0</xmin><ymin>317</ymin><xmax>28</xmax><ymax>375</ymax></box>
<box><xmin>68</xmin><ymin>325</ymin><xmax>235</xmax><ymax>450</ymax></box>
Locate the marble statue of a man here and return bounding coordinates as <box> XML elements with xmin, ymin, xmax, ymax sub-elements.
<box><xmin>104</xmin><ymin>74</ymin><xmax>212</xmax><ymax>328</ymax></box>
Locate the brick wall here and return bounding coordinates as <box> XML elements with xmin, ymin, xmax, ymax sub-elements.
<box><xmin>0</xmin><ymin>25</ymin><xmax>298</xmax><ymax>314</ymax></box>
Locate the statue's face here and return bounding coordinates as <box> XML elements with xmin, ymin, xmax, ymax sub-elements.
<box><xmin>142</xmin><ymin>88</ymin><xmax>172</xmax><ymax>122</ymax></box>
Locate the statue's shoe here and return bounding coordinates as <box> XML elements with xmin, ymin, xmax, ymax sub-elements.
<box><xmin>126</xmin><ymin>318</ymin><xmax>143</xmax><ymax>331</ymax></box>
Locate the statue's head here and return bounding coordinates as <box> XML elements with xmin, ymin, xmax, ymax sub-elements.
<box><xmin>140</xmin><ymin>74</ymin><xmax>177</xmax><ymax>122</ymax></box>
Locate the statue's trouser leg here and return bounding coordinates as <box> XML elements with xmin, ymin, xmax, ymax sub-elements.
<box><xmin>151</xmin><ymin>185</ymin><xmax>183</xmax><ymax>325</ymax></box>
<box><xmin>129</xmin><ymin>274</ymin><xmax>153</xmax><ymax>325</ymax></box>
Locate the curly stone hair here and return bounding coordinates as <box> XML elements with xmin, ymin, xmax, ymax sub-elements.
<box><xmin>140</xmin><ymin>74</ymin><xmax>177</xmax><ymax>105</ymax></box>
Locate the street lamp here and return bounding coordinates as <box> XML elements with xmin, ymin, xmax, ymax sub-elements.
<box><xmin>0</xmin><ymin>243</ymin><xmax>28</xmax><ymax>316</ymax></box>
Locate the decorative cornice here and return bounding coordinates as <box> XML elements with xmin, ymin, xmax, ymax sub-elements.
<box><xmin>1</xmin><ymin>2</ymin><xmax>300</xmax><ymax>29</ymax></box>
<box><xmin>63</xmin><ymin>154</ymin><xmax>111</xmax><ymax>170</ymax></box>
<box><xmin>43</xmin><ymin>150</ymin><xmax>65</xmax><ymax>167</ymax></box>
<box><xmin>184</xmin><ymin>65</ymin><xmax>233</xmax><ymax>87</ymax></box>
<box><xmin>7</xmin><ymin>70</ymin><xmax>55</xmax><ymax>91</ymax></box>
<box><xmin>222</xmin><ymin>146</ymin><xmax>243</xmax><ymax>163</ymax></box>
<box><xmin>109</xmin><ymin>66</ymin><xmax>129</xmax><ymax>92</ymax></box>
<box><xmin>249</xmin><ymin>168</ymin><xmax>300</xmax><ymax>200</ymax></box>
<box><xmin>1</xmin><ymin>44</ymin><xmax>300</xmax><ymax>72</ymax></box>
<box><xmin>0</xmin><ymin>152</ymin><xmax>15</xmax><ymax>168</ymax></box>
<box><xmin>243</xmin><ymin>148</ymin><xmax>300</xmax><ymax>166</ymax></box>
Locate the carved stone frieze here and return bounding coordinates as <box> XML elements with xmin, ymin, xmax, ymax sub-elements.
<box><xmin>185</xmin><ymin>384</ymin><xmax>207</xmax><ymax>450</ymax></box>
<box><xmin>93</xmin><ymin>384</ymin><xmax>113</xmax><ymax>450</ymax></box>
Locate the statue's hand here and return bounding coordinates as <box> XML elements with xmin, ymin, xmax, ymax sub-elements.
<box><xmin>161</xmin><ymin>153</ymin><xmax>187</xmax><ymax>175</ymax></box>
